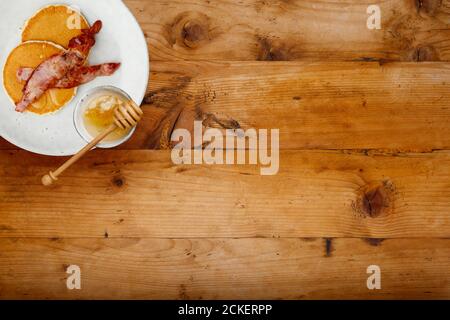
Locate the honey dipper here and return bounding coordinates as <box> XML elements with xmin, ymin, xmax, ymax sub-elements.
<box><xmin>42</xmin><ymin>100</ymin><xmax>143</xmax><ymax>186</ymax></box>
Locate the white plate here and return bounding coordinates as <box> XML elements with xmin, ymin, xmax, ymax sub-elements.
<box><xmin>0</xmin><ymin>0</ymin><xmax>149</xmax><ymax>156</ymax></box>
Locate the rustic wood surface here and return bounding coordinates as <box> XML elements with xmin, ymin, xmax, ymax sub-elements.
<box><xmin>0</xmin><ymin>0</ymin><xmax>449</xmax><ymax>299</ymax></box>
<box><xmin>1</xmin><ymin>150</ymin><xmax>450</xmax><ymax>238</ymax></box>
<box><xmin>0</xmin><ymin>238</ymin><xmax>448</xmax><ymax>300</ymax></box>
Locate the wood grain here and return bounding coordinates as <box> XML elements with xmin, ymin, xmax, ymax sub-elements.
<box><xmin>1</xmin><ymin>150</ymin><xmax>449</xmax><ymax>238</ymax></box>
<box><xmin>114</xmin><ymin>61</ymin><xmax>450</xmax><ymax>151</ymax></box>
<box><xmin>1</xmin><ymin>0</ymin><xmax>450</xmax><ymax>300</ymax></box>
<box><xmin>0</xmin><ymin>238</ymin><xmax>448</xmax><ymax>300</ymax></box>
<box><xmin>125</xmin><ymin>0</ymin><xmax>450</xmax><ymax>61</ymax></box>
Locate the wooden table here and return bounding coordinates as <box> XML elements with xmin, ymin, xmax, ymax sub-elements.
<box><xmin>0</xmin><ymin>0</ymin><xmax>449</xmax><ymax>299</ymax></box>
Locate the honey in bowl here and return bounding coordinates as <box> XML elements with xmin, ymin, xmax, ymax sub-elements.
<box><xmin>74</xmin><ymin>86</ymin><xmax>137</xmax><ymax>149</ymax></box>
<box><xmin>83</xmin><ymin>94</ymin><xmax>132</xmax><ymax>142</ymax></box>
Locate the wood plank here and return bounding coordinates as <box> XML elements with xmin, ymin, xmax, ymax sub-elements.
<box><xmin>2</xmin><ymin>61</ymin><xmax>450</xmax><ymax>151</ymax></box>
<box><xmin>122</xmin><ymin>61</ymin><xmax>450</xmax><ymax>151</ymax></box>
<box><xmin>125</xmin><ymin>0</ymin><xmax>450</xmax><ymax>61</ymax></box>
<box><xmin>1</xmin><ymin>150</ymin><xmax>449</xmax><ymax>238</ymax></box>
<box><xmin>0</xmin><ymin>238</ymin><xmax>448</xmax><ymax>299</ymax></box>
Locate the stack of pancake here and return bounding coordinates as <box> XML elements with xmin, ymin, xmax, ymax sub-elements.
<box><xmin>3</xmin><ymin>5</ymin><xmax>90</xmax><ymax>114</ymax></box>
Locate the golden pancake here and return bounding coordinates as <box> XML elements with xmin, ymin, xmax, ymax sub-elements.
<box><xmin>3</xmin><ymin>41</ymin><xmax>76</xmax><ymax>115</ymax></box>
<box><xmin>22</xmin><ymin>5</ymin><xmax>89</xmax><ymax>48</ymax></box>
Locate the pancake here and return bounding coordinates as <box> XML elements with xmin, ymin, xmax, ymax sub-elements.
<box><xmin>22</xmin><ymin>5</ymin><xmax>89</xmax><ymax>48</ymax></box>
<box><xmin>3</xmin><ymin>41</ymin><xmax>76</xmax><ymax>115</ymax></box>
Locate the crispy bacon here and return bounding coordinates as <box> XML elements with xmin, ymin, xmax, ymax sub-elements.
<box><xmin>15</xmin><ymin>20</ymin><xmax>120</xmax><ymax>112</ymax></box>
<box><xmin>54</xmin><ymin>63</ymin><xmax>121</xmax><ymax>89</ymax></box>
<box><xmin>17</xmin><ymin>63</ymin><xmax>121</xmax><ymax>89</ymax></box>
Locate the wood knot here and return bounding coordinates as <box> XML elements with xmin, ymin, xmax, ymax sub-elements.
<box><xmin>324</xmin><ymin>238</ymin><xmax>334</xmax><ymax>257</ymax></box>
<box><xmin>112</xmin><ymin>176</ymin><xmax>125</xmax><ymax>188</ymax></box>
<box><xmin>256</xmin><ymin>35</ymin><xmax>293</xmax><ymax>61</ymax></box>
<box><xmin>166</xmin><ymin>12</ymin><xmax>217</xmax><ymax>49</ymax></box>
<box><xmin>363</xmin><ymin>186</ymin><xmax>385</xmax><ymax>217</ymax></box>
<box><xmin>182</xmin><ymin>21</ymin><xmax>208</xmax><ymax>48</ymax></box>
<box><xmin>363</xmin><ymin>238</ymin><xmax>385</xmax><ymax>246</ymax></box>
<box><xmin>416</xmin><ymin>0</ymin><xmax>442</xmax><ymax>16</ymax></box>
<box><xmin>353</xmin><ymin>180</ymin><xmax>395</xmax><ymax>218</ymax></box>
<box><xmin>202</xmin><ymin>113</ymin><xmax>241</xmax><ymax>130</ymax></box>
<box><xmin>407</xmin><ymin>46</ymin><xmax>440</xmax><ymax>62</ymax></box>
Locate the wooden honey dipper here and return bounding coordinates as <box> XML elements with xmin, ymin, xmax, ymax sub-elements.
<box><xmin>42</xmin><ymin>100</ymin><xmax>143</xmax><ymax>186</ymax></box>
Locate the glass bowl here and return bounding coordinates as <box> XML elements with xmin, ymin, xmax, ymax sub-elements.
<box><xmin>73</xmin><ymin>86</ymin><xmax>138</xmax><ymax>149</ymax></box>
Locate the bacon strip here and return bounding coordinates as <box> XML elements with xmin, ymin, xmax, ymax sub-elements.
<box><xmin>17</xmin><ymin>63</ymin><xmax>121</xmax><ymax>90</ymax></box>
<box><xmin>54</xmin><ymin>63</ymin><xmax>121</xmax><ymax>89</ymax></box>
